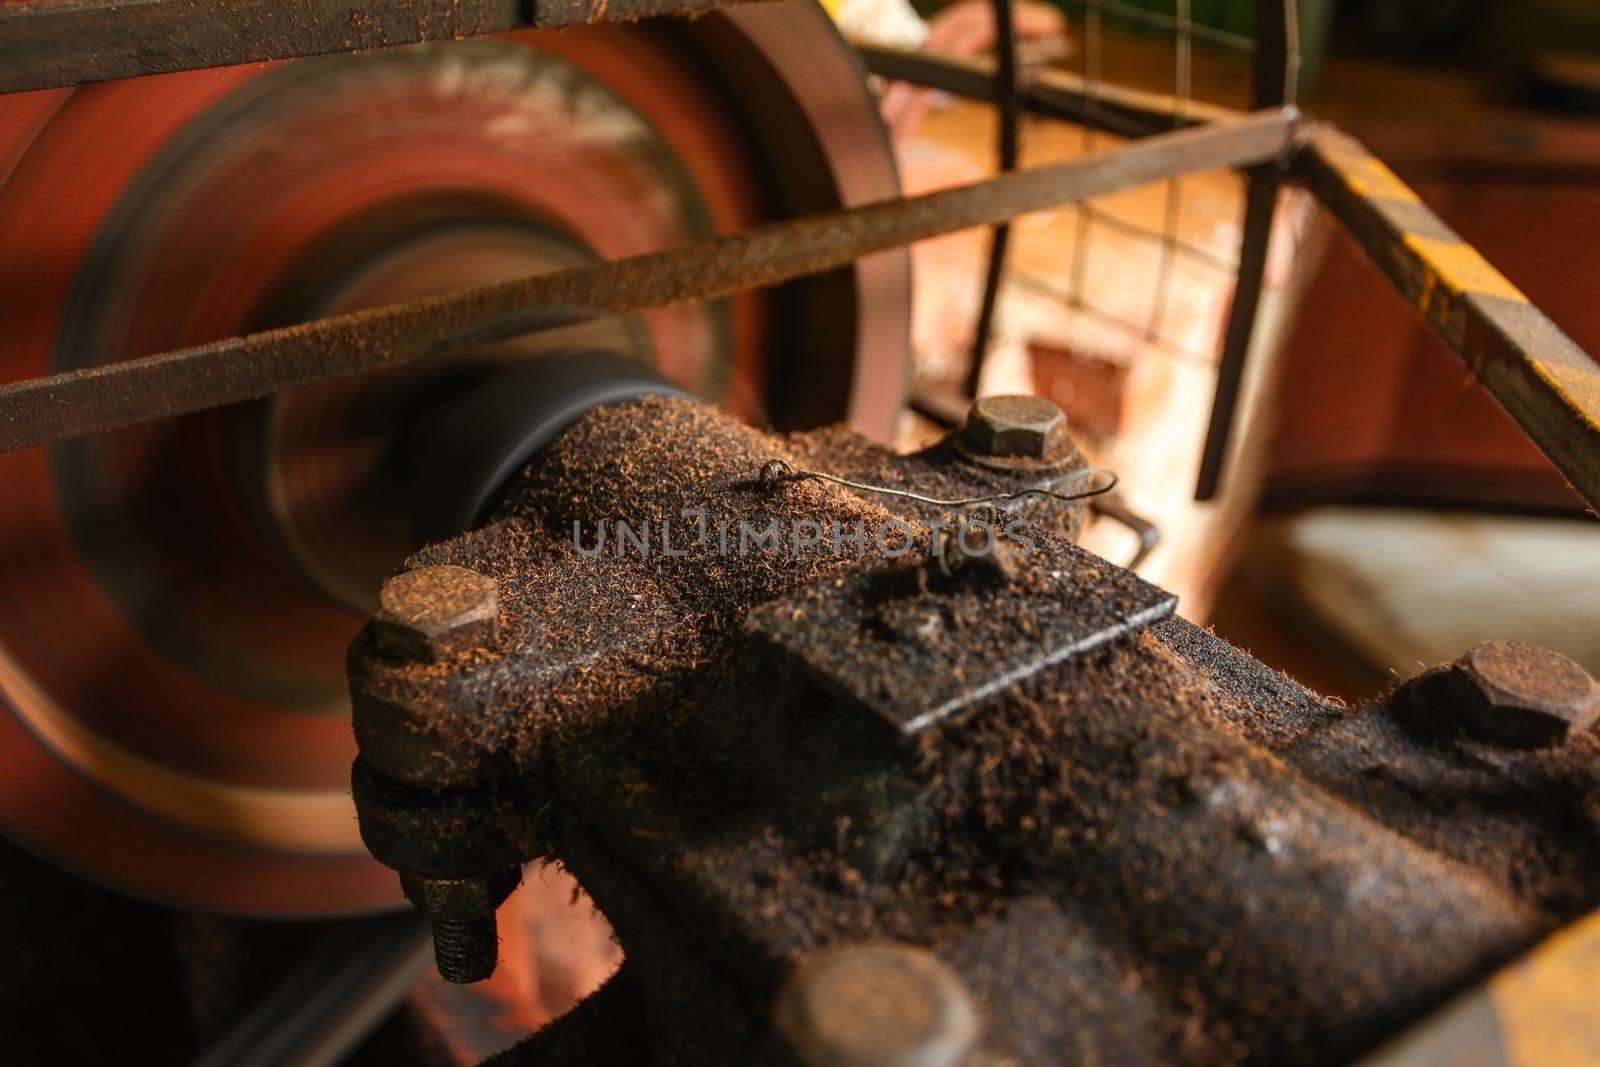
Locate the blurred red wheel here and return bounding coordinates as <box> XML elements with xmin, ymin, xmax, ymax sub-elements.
<box><xmin>0</xmin><ymin>6</ymin><xmax>908</xmax><ymax>916</ymax></box>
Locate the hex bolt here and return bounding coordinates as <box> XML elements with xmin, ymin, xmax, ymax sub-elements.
<box><xmin>401</xmin><ymin>868</ymin><xmax>521</xmax><ymax>984</ymax></box>
<box><xmin>373</xmin><ymin>565</ymin><xmax>499</xmax><ymax>663</ymax></box>
<box><xmin>1451</xmin><ymin>640</ymin><xmax>1600</xmax><ymax>747</ymax></box>
<box><xmin>960</xmin><ymin>394</ymin><xmax>1068</xmax><ymax>458</ymax></box>
<box><xmin>773</xmin><ymin>942</ymin><xmax>979</xmax><ymax>1067</ymax></box>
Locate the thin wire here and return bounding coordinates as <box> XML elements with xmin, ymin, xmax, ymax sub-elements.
<box><xmin>1074</xmin><ymin>206</ymin><xmax>1237</xmax><ymax>274</ymax></box>
<box><xmin>759</xmin><ymin>460</ymin><xmax>1118</xmax><ymax>510</ymax></box>
<box><xmin>1066</xmin><ymin>0</ymin><xmax>1102</xmax><ymax>309</ymax></box>
<box><xmin>1054</xmin><ymin>0</ymin><xmax>1255</xmax><ymax>51</ymax></box>
<box><xmin>1144</xmin><ymin>0</ymin><xmax>1192</xmax><ymax>342</ymax></box>
<box><xmin>1008</xmin><ymin>269</ymin><xmax>1211</xmax><ymax>365</ymax></box>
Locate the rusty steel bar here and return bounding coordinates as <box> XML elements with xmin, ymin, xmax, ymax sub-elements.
<box><xmin>0</xmin><ymin>108</ymin><xmax>1296</xmax><ymax>454</ymax></box>
<box><xmin>0</xmin><ymin>0</ymin><xmax>777</xmax><ymax>95</ymax></box>
<box><xmin>856</xmin><ymin>44</ymin><xmax>1241</xmax><ymax>141</ymax></box>
<box><xmin>1295</xmin><ymin>125</ymin><xmax>1600</xmax><ymax>513</ymax></box>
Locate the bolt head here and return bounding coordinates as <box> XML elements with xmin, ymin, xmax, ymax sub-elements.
<box><xmin>961</xmin><ymin>394</ymin><xmax>1068</xmax><ymax>458</ymax></box>
<box><xmin>373</xmin><ymin>565</ymin><xmax>499</xmax><ymax>663</ymax></box>
<box><xmin>1453</xmin><ymin>640</ymin><xmax>1599</xmax><ymax>747</ymax></box>
<box><xmin>774</xmin><ymin>943</ymin><xmax>978</xmax><ymax>1067</ymax></box>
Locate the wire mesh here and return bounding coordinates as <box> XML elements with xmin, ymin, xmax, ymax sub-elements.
<box><xmin>984</xmin><ymin>0</ymin><xmax>1296</xmax><ymax>368</ymax></box>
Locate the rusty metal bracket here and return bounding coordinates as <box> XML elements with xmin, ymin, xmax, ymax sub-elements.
<box><xmin>1090</xmin><ymin>493</ymin><xmax>1162</xmax><ymax>570</ymax></box>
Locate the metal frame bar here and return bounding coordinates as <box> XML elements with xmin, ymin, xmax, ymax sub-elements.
<box><xmin>0</xmin><ymin>109</ymin><xmax>1296</xmax><ymax>453</ymax></box>
<box><xmin>0</xmin><ymin>0</ymin><xmax>777</xmax><ymax>94</ymax></box>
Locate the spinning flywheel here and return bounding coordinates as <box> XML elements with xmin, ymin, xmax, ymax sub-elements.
<box><xmin>0</xmin><ymin>4</ymin><xmax>909</xmax><ymax>916</ymax></box>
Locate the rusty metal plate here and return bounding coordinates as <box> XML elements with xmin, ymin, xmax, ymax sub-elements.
<box><xmin>747</xmin><ymin>533</ymin><xmax>1177</xmax><ymax>735</ymax></box>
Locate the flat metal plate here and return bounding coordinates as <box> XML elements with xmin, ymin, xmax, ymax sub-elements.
<box><xmin>747</xmin><ymin>534</ymin><xmax>1177</xmax><ymax>735</ymax></box>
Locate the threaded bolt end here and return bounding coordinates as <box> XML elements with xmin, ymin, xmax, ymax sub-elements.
<box><xmin>429</xmin><ymin>912</ymin><xmax>499</xmax><ymax>984</ymax></box>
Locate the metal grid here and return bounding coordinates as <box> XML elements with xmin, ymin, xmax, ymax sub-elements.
<box><xmin>1066</xmin><ymin>0</ymin><xmax>1257</xmax><ymax>343</ymax></box>
<box><xmin>959</xmin><ymin>0</ymin><xmax>1293</xmax><ymax>416</ymax></box>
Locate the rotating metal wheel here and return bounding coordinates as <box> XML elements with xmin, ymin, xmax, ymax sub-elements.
<box><xmin>0</xmin><ymin>4</ymin><xmax>909</xmax><ymax>916</ymax></box>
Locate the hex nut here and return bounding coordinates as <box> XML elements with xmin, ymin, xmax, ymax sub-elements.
<box><xmin>774</xmin><ymin>942</ymin><xmax>978</xmax><ymax>1067</ymax></box>
<box><xmin>961</xmin><ymin>394</ymin><xmax>1068</xmax><ymax>458</ymax></box>
<box><xmin>1453</xmin><ymin>640</ymin><xmax>1600</xmax><ymax>747</ymax></box>
<box><xmin>373</xmin><ymin>565</ymin><xmax>499</xmax><ymax>663</ymax></box>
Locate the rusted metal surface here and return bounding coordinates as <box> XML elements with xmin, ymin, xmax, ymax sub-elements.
<box><xmin>1456</xmin><ymin>642</ymin><xmax>1600</xmax><ymax>745</ymax></box>
<box><xmin>0</xmin><ymin>0</ymin><xmax>779</xmax><ymax>94</ymax></box>
<box><xmin>0</xmin><ymin>108</ymin><xmax>1295</xmax><ymax>455</ymax></box>
<box><xmin>747</xmin><ymin>530</ymin><xmax>1175</xmax><ymax>735</ymax></box>
<box><xmin>347</xmin><ymin>394</ymin><xmax>1600</xmax><ymax>1066</ymax></box>
<box><xmin>1285</xmin><ymin>668</ymin><xmax>1600</xmax><ymax>923</ymax></box>
<box><xmin>961</xmin><ymin>393</ymin><xmax>1070</xmax><ymax>458</ymax></box>
<box><xmin>1293</xmin><ymin>125</ymin><xmax>1600</xmax><ymax>513</ymax></box>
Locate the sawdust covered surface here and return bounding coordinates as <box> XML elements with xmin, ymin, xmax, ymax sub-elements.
<box><xmin>386</xmin><ymin>399</ymin><xmax>1583</xmax><ymax>1066</ymax></box>
<box><xmin>563</xmin><ymin>615</ymin><xmax>1545</xmax><ymax>1066</ymax></box>
<box><xmin>404</xmin><ymin>396</ymin><xmax>903</xmax><ymax>771</ymax></box>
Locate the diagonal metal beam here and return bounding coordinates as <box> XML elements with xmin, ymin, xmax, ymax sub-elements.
<box><xmin>0</xmin><ymin>0</ymin><xmax>777</xmax><ymax>95</ymax></box>
<box><xmin>1295</xmin><ymin>125</ymin><xmax>1600</xmax><ymax>513</ymax></box>
<box><xmin>0</xmin><ymin>108</ymin><xmax>1297</xmax><ymax>454</ymax></box>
